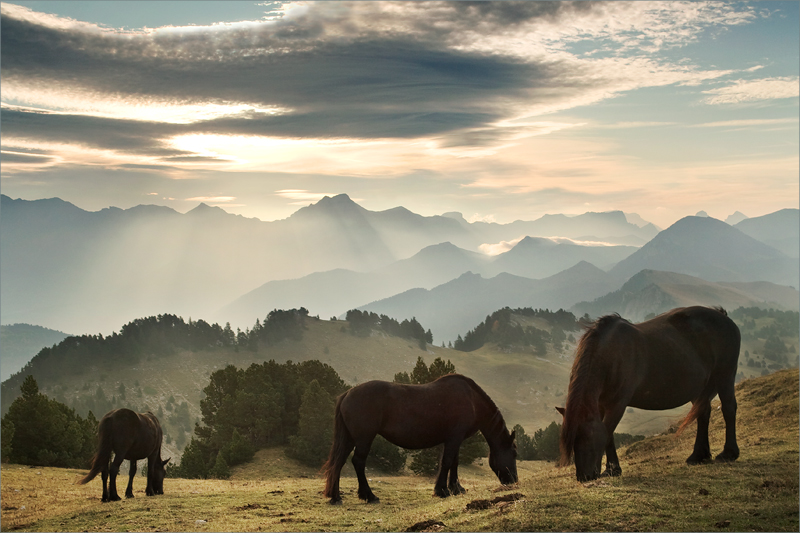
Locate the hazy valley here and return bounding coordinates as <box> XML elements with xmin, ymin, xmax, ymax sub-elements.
<box><xmin>2</xmin><ymin>194</ymin><xmax>798</xmax><ymax>469</ymax></box>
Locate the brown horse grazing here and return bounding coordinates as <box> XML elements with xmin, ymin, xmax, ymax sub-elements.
<box><xmin>322</xmin><ymin>374</ymin><xmax>517</xmax><ymax>504</ymax></box>
<box><xmin>558</xmin><ymin>306</ymin><xmax>740</xmax><ymax>482</ymax></box>
<box><xmin>78</xmin><ymin>409</ymin><xmax>170</xmax><ymax>502</ymax></box>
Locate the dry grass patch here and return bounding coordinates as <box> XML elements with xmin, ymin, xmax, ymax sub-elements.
<box><xmin>2</xmin><ymin>370</ymin><xmax>796</xmax><ymax>532</ymax></box>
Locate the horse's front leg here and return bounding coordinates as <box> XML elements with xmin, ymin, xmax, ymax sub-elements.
<box><xmin>434</xmin><ymin>442</ymin><xmax>460</xmax><ymax>498</ymax></box>
<box><xmin>447</xmin><ymin>450</ymin><xmax>466</xmax><ymax>495</ymax></box>
<box><xmin>352</xmin><ymin>440</ymin><xmax>379</xmax><ymax>503</ymax></box>
<box><xmin>145</xmin><ymin>457</ymin><xmax>155</xmax><ymax>496</ymax></box>
<box><xmin>125</xmin><ymin>460</ymin><xmax>136</xmax><ymax>498</ymax></box>
<box><xmin>601</xmin><ymin>403</ymin><xmax>627</xmax><ymax>477</ymax></box>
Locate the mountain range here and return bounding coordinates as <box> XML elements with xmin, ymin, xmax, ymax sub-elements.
<box><xmin>609</xmin><ymin>216</ymin><xmax>798</xmax><ymax>287</ymax></box>
<box><xmin>0</xmin><ymin>194</ymin><xmax>655</xmax><ymax>334</ymax></box>
<box><xmin>1</xmin><ymin>193</ymin><xmax>797</xmax><ymax>341</ymax></box>
<box><xmin>573</xmin><ymin>270</ymin><xmax>800</xmax><ymax>323</ymax></box>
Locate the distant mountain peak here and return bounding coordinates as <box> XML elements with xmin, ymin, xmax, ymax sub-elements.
<box><xmin>292</xmin><ymin>193</ymin><xmax>367</xmax><ymax>219</ymax></box>
<box><xmin>318</xmin><ymin>193</ymin><xmax>354</xmax><ymax>205</ymax></box>
<box><xmin>186</xmin><ymin>202</ymin><xmax>229</xmax><ymax>216</ymax></box>
<box><xmin>725</xmin><ymin>211</ymin><xmax>748</xmax><ymax>225</ymax></box>
<box><xmin>516</xmin><ymin>236</ymin><xmax>558</xmax><ymax>247</ymax></box>
<box><xmin>695</xmin><ymin>210</ymin><xmax>709</xmax><ymax>217</ymax></box>
<box><xmin>441</xmin><ymin>211</ymin><xmax>466</xmax><ymax>222</ymax></box>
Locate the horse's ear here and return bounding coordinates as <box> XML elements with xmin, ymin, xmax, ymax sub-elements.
<box><xmin>555</xmin><ymin>406</ymin><xmax>566</xmax><ymax>417</ymax></box>
<box><xmin>162</xmin><ymin>457</ymin><xmax>171</xmax><ymax>467</ymax></box>
<box><xmin>509</xmin><ymin>430</ymin><xmax>516</xmax><ymax>442</ymax></box>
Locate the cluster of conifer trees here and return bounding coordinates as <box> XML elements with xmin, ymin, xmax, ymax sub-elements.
<box><xmin>170</xmin><ymin>359</ymin><xmax>348</xmax><ymax>479</ymax></box>
<box><xmin>344</xmin><ymin>309</ymin><xmax>433</xmax><ymax>348</ymax></box>
<box><xmin>453</xmin><ymin>307</ymin><xmax>581</xmax><ymax>353</ymax></box>
<box><xmin>1</xmin><ymin>376</ymin><xmax>96</xmax><ymax>468</ymax></box>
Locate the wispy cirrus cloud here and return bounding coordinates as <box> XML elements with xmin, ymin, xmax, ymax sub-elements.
<box><xmin>702</xmin><ymin>77</ymin><xmax>800</xmax><ymax>104</ymax></box>
<box><xmin>691</xmin><ymin>118</ymin><xmax>798</xmax><ymax>128</ymax></box>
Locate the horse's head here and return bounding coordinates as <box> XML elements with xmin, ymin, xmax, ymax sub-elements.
<box><xmin>557</xmin><ymin>406</ymin><xmax>605</xmax><ymax>482</ymax></box>
<box><xmin>152</xmin><ymin>457</ymin><xmax>170</xmax><ymax>494</ymax></box>
<box><xmin>488</xmin><ymin>429</ymin><xmax>518</xmax><ymax>485</ymax></box>
<box><xmin>573</xmin><ymin>417</ymin><xmax>605</xmax><ymax>482</ymax></box>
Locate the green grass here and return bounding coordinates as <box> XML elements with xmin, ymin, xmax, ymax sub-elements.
<box><xmin>3</xmin><ymin>369</ymin><xmax>797</xmax><ymax>532</ymax></box>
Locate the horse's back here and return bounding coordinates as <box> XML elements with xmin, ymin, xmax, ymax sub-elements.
<box><xmin>657</xmin><ymin>306</ymin><xmax>740</xmax><ymax>364</ymax></box>
<box><xmin>102</xmin><ymin>408</ymin><xmax>162</xmax><ymax>460</ymax></box>
<box><xmin>626</xmin><ymin>307</ymin><xmax>740</xmax><ymax>408</ymax></box>
<box><xmin>339</xmin><ymin>375</ymin><xmax>481</xmax><ymax>449</ymax></box>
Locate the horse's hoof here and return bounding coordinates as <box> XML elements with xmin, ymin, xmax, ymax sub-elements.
<box><xmin>715</xmin><ymin>451</ymin><xmax>739</xmax><ymax>463</ymax></box>
<box><xmin>109</xmin><ymin>496</ymin><xmax>122</xmax><ymax>502</ymax></box>
<box><xmin>433</xmin><ymin>488</ymin><xmax>451</xmax><ymax>498</ymax></box>
<box><xmin>367</xmin><ymin>496</ymin><xmax>380</xmax><ymax>504</ymax></box>
<box><xmin>329</xmin><ymin>498</ymin><xmax>342</xmax><ymax>506</ymax></box>
<box><xmin>125</xmin><ymin>494</ymin><xmax>134</xmax><ymax>499</ymax></box>
<box><xmin>686</xmin><ymin>454</ymin><xmax>712</xmax><ymax>465</ymax></box>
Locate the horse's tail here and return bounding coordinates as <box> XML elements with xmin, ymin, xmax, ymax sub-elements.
<box><xmin>676</xmin><ymin>394</ymin><xmax>712</xmax><ymax>436</ymax></box>
<box><xmin>322</xmin><ymin>391</ymin><xmax>353</xmax><ymax>498</ymax></box>
<box><xmin>78</xmin><ymin>415</ymin><xmax>113</xmax><ymax>485</ymax></box>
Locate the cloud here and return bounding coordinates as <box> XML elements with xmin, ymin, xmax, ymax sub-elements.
<box><xmin>702</xmin><ymin>77</ymin><xmax>800</xmax><ymax>104</ymax></box>
<box><xmin>275</xmin><ymin>190</ymin><xmax>337</xmax><ymax>202</ymax></box>
<box><xmin>186</xmin><ymin>196</ymin><xmax>236</xmax><ymax>203</ymax></box>
<box><xmin>1</xmin><ymin>0</ymin><xmax>759</xmax><ymax>160</ymax></box>
<box><xmin>479</xmin><ymin>234</ymin><xmax>619</xmax><ymax>255</ymax></box>
<box><xmin>479</xmin><ymin>236</ymin><xmax>526</xmax><ymax>256</ymax></box>
<box><xmin>691</xmin><ymin>118</ymin><xmax>798</xmax><ymax>128</ymax></box>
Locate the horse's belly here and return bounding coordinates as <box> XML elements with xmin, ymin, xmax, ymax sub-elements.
<box><xmin>628</xmin><ymin>379</ymin><xmax>704</xmax><ymax>410</ymax></box>
<box><xmin>379</xmin><ymin>414</ymin><xmax>474</xmax><ymax>450</ymax></box>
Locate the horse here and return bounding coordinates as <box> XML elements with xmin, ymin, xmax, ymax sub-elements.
<box><xmin>78</xmin><ymin>408</ymin><xmax>170</xmax><ymax>502</ymax></box>
<box><xmin>322</xmin><ymin>373</ymin><xmax>517</xmax><ymax>504</ymax></box>
<box><xmin>557</xmin><ymin>306</ymin><xmax>740</xmax><ymax>482</ymax></box>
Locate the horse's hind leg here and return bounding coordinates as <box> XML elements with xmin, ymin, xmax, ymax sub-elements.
<box><xmin>101</xmin><ymin>463</ymin><xmax>110</xmax><ymax>502</ymax></box>
<box><xmin>125</xmin><ymin>460</ymin><xmax>136</xmax><ymax>498</ymax></box>
<box><xmin>686</xmin><ymin>398</ymin><xmax>713</xmax><ymax>465</ymax></box>
<box><xmin>715</xmin><ymin>379</ymin><xmax>739</xmax><ymax>462</ymax></box>
<box><xmin>352</xmin><ymin>440</ymin><xmax>379</xmax><ymax>503</ymax></box>
<box><xmin>327</xmin><ymin>438</ymin><xmax>355</xmax><ymax>505</ymax></box>
<box><xmin>107</xmin><ymin>454</ymin><xmax>125</xmax><ymax>501</ymax></box>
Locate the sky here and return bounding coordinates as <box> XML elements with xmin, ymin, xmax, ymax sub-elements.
<box><xmin>1</xmin><ymin>1</ymin><xmax>798</xmax><ymax>228</ymax></box>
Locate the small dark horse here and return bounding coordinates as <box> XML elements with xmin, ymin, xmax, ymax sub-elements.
<box><xmin>78</xmin><ymin>408</ymin><xmax>170</xmax><ymax>502</ymax></box>
<box><xmin>322</xmin><ymin>374</ymin><xmax>517</xmax><ymax>504</ymax></box>
<box><xmin>557</xmin><ymin>306</ymin><xmax>740</xmax><ymax>482</ymax></box>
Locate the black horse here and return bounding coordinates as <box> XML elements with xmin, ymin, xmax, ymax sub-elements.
<box><xmin>322</xmin><ymin>373</ymin><xmax>517</xmax><ymax>504</ymax></box>
<box><xmin>558</xmin><ymin>306</ymin><xmax>740</xmax><ymax>482</ymax></box>
<box><xmin>78</xmin><ymin>408</ymin><xmax>170</xmax><ymax>502</ymax></box>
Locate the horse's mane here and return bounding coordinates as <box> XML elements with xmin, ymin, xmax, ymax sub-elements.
<box><xmin>559</xmin><ymin>314</ymin><xmax>628</xmax><ymax>467</ymax></box>
<box><xmin>435</xmin><ymin>374</ymin><xmax>508</xmax><ymax>434</ymax></box>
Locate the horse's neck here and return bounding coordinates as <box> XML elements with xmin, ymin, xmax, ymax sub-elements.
<box><xmin>479</xmin><ymin>407</ymin><xmax>506</xmax><ymax>446</ymax></box>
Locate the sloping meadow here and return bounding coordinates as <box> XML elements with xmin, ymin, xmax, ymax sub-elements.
<box><xmin>1</xmin><ymin>369</ymin><xmax>797</xmax><ymax>532</ymax></box>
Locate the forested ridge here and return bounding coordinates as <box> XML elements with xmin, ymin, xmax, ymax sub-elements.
<box><xmin>2</xmin><ymin>305</ymin><xmax>796</xmax><ymax>475</ymax></box>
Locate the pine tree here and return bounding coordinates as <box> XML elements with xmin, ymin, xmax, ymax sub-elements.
<box><xmin>285</xmin><ymin>380</ymin><xmax>335</xmax><ymax>467</ymax></box>
<box><xmin>209</xmin><ymin>453</ymin><xmax>231</xmax><ymax>479</ymax></box>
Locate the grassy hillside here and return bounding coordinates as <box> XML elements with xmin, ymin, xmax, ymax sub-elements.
<box><xmin>2</xmin><ymin>369</ymin><xmax>796</xmax><ymax>532</ymax></box>
<box><xmin>5</xmin><ymin>308</ymin><xmax>796</xmax><ymax>464</ymax></box>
